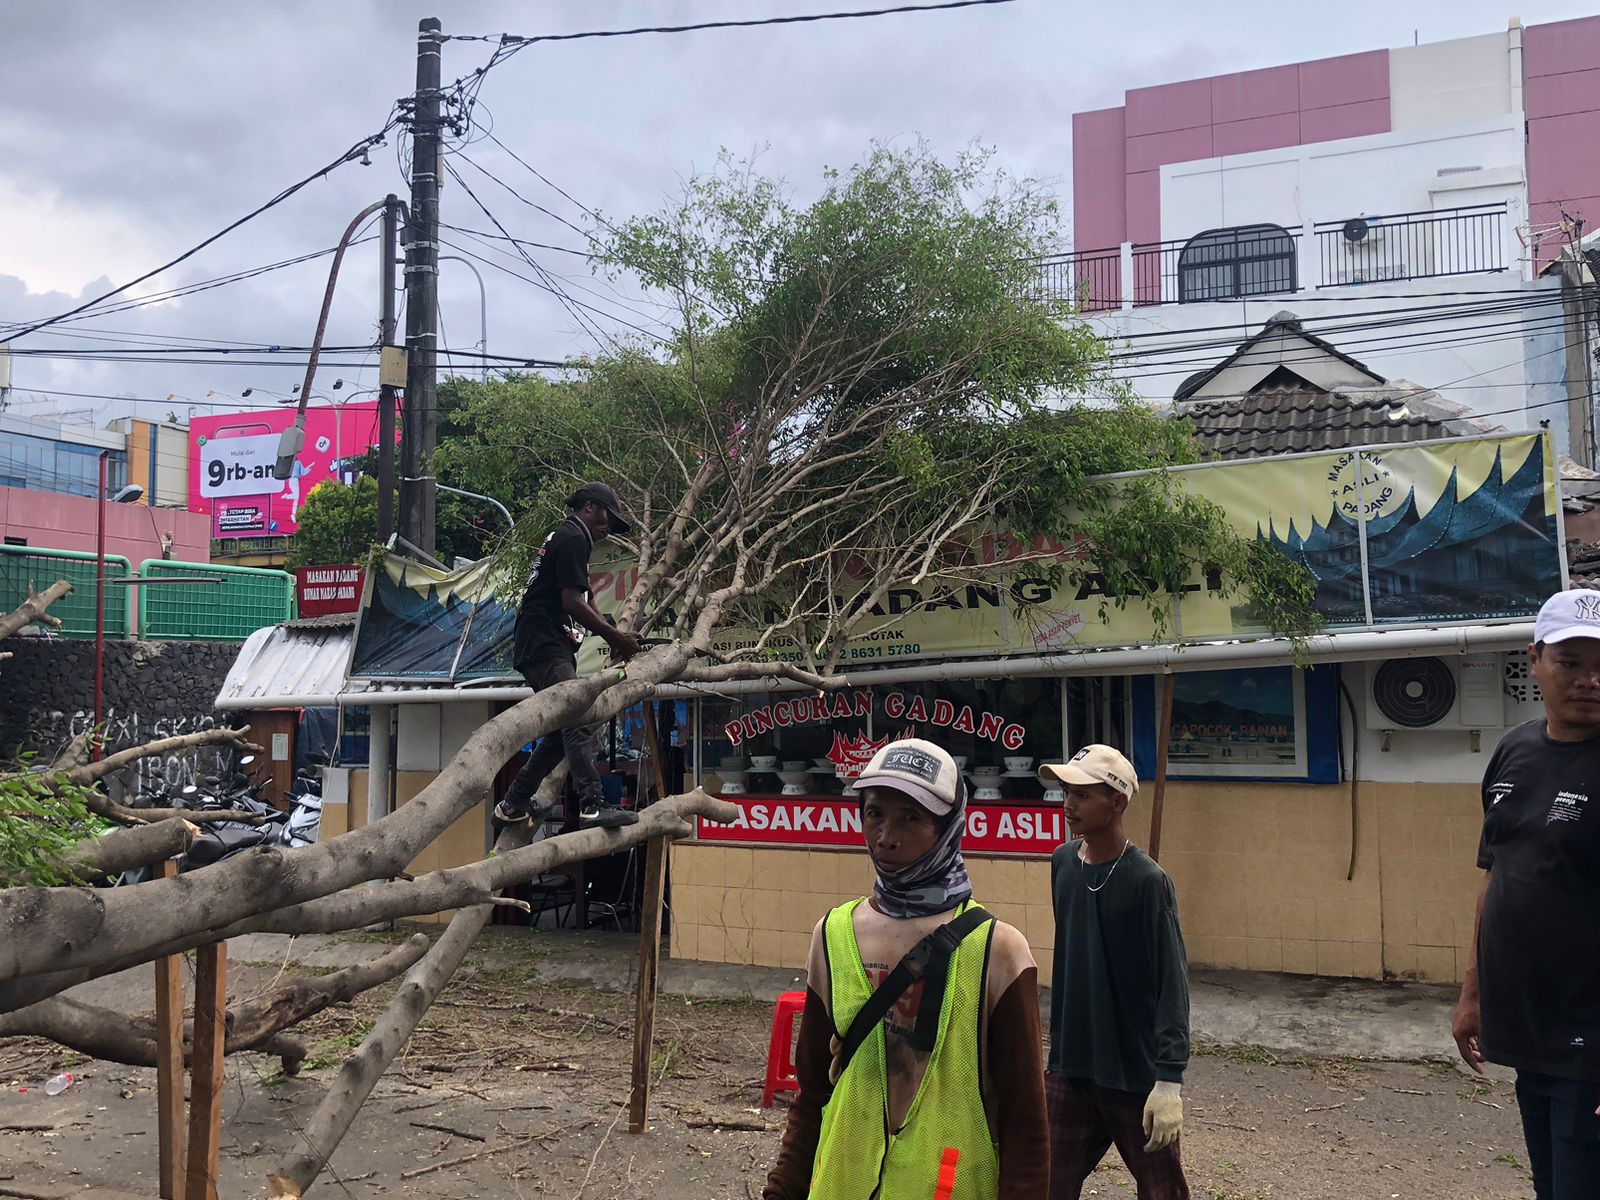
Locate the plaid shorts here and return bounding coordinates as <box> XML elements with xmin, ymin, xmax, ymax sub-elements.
<box><xmin>1046</xmin><ymin>1072</ymin><xmax>1190</xmax><ymax>1200</ymax></box>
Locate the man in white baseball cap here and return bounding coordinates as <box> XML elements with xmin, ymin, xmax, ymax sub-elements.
<box><xmin>1038</xmin><ymin>744</ymin><xmax>1192</xmax><ymax>1200</ymax></box>
<box><xmin>765</xmin><ymin>737</ymin><xmax>1048</xmax><ymax>1199</ymax></box>
<box><xmin>1453</xmin><ymin>590</ymin><xmax>1600</xmax><ymax>1197</ymax></box>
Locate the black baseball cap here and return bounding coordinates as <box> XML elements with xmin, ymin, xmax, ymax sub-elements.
<box><xmin>566</xmin><ymin>482</ymin><xmax>633</xmax><ymax>535</ymax></box>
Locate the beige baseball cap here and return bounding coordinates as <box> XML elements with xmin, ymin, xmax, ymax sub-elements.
<box><xmin>856</xmin><ymin>737</ymin><xmax>961</xmax><ymax>816</ymax></box>
<box><xmin>1038</xmin><ymin>744</ymin><xmax>1138</xmax><ymax>798</ymax></box>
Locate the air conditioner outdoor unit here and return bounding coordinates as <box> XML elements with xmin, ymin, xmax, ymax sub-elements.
<box><xmin>1363</xmin><ymin>655</ymin><xmax>1507</xmax><ymax>731</ymax></box>
<box><xmin>1342</xmin><ymin>214</ymin><xmax>1386</xmax><ymax>244</ymax></box>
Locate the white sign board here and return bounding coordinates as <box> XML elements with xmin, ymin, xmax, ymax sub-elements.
<box><xmin>271</xmin><ymin>732</ymin><xmax>290</xmax><ymax>761</ymax></box>
<box><xmin>198</xmin><ymin>433</ymin><xmax>281</xmax><ymax>499</ymax></box>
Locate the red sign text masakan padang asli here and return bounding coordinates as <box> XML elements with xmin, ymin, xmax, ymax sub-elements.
<box><xmin>723</xmin><ymin>689</ymin><xmax>1027</xmax><ymax>751</ymax></box>
<box><xmin>697</xmin><ymin>797</ymin><xmax>1065</xmax><ymax>855</ymax></box>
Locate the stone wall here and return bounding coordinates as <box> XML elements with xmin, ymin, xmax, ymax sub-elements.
<box><xmin>0</xmin><ymin>637</ymin><xmax>244</xmax><ymax>793</ymax></box>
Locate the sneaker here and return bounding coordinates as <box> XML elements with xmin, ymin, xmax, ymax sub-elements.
<box><xmin>580</xmin><ymin>804</ymin><xmax>638</xmax><ymax>829</ymax></box>
<box><xmin>494</xmin><ymin>796</ymin><xmax>551</xmax><ymax>825</ymax></box>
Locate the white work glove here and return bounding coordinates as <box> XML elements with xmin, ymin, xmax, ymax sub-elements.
<box><xmin>1142</xmin><ymin>1081</ymin><xmax>1183</xmax><ymax>1152</ymax></box>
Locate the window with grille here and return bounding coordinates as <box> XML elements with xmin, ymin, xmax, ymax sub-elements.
<box><xmin>1177</xmin><ymin>224</ymin><xmax>1297</xmax><ymax>302</ymax></box>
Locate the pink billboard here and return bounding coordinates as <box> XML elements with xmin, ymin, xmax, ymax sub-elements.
<box><xmin>188</xmin><ymin>402</ymin><xmax>380</xmax><ymax>538</ymax></box>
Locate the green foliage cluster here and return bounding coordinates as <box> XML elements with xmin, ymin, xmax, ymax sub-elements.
<box><xmin>0</xmin><ymin>766</ymin><xmax>106</xmax><ymax>888</ymax></box>
<box><xmin>286</xmin><ymin>476</ymin><xmax>380</xmax><ymax>570</ymax></box>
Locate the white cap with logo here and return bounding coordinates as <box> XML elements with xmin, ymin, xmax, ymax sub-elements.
<box><xmin>1534</xmin><ymin>589</ymin><xmax>1600</xmax><ymax>646</ymax></box>
<box><xmin>1038</xmin><ymin>744</ymin><xmax>1139</xmax><ymax>799</ymax></box>
<box><xmin>856</xmin><ymin>737</ymin><xmax>962</xmax><ymax>816</ymax></box>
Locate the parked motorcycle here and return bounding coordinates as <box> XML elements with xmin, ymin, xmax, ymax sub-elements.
<box><xmin>114</xmin><ymin>752</ymin><xmax>325</xmax><ymax>883</ymax></box>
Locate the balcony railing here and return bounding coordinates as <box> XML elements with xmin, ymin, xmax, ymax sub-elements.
<box><xmin>1039</xmin><ymin>202</ymin><xmax>1510</xmax><ymax>311</ymax></box>
<box><xmin>1314</xmin><ymin>203</ymin><xmax>1507</xmax><ymax>288</ymax></box>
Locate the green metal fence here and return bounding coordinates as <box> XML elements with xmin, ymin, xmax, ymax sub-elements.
<box><xmin>137</xmin><ymin>560</ymin><xmax>295</xmax><ymax>641</ymax></box>
<box><xmin>0</xmin><ymin>545</ymin><xmax>132</xmax><ymax>638</ymax></box>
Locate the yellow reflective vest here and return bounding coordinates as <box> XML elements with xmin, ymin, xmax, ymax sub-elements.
<box><xmin>810</xmin><ymin>898</ymin><xmax>999</xmax><ymax>1200</ymax></box>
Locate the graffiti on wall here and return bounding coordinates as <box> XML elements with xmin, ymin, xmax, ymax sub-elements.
<box><xmin>66</xmin><ymin>708</ymin><xmax>227</xmax><ymax>791</ymax></box>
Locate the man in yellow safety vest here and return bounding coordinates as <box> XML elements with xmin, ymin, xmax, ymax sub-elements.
<box><xmin>764</xmin><ymin>738</ymin><xmax>1047</xmax><ymax>1199</ymax></box>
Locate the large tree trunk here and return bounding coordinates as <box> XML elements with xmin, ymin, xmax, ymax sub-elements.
<box><xmin>0</xmin><ymin>936</ymin><xmax>429</xmax><ymax>1072</ymax></box>
<box><xmin>0</xmin><ymin>646</ymin><xmax>695</xmax><ymax>997</ymax></box>
<box><xmin>0</xmin><ymin>785</ymin><xmax>729</xmax><ymax>1015</ymax></box>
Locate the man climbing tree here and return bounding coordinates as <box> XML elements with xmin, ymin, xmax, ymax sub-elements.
<box><xmin>496</xmin><ymin>481</ymin><xmax>642</xmax><ymax>829</ymax></box>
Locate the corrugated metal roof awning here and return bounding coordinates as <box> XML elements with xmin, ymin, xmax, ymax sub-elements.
<box><xmin>214</xmin><ymin>622</ymin><xmax>367</xmax><ymax>710</ymax></box>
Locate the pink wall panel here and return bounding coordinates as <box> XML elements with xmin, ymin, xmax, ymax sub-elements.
<box><xmin>1125</xmin><ymin>125</ymin><xmax>1214</xmax><ymax>174</ymax></box>
<box><xmin>1523</xmin><ymin>14</ymin><xmax>1600</xmax><ymax>78</ymax></box>
<box><xmin>1527</xmin><ymin>111</ymin><xmax>1600</xmax><ymax>202</ymax></box>
<box><xmin>1211</xmin><ymin>63</ymin><xmax>1300</xmax><ymax>123</ymax></box>
<box><xmin>1071</xmin><ymin>107</ymin><xmax>1128</xmax><ymax>250</ymax></box>
<box><xmin>1526</xmin><ymin>16</ymin><xmax>1600</xmax><ymax>269</ymax></box>
<box><xmin>1213</xmin><ymin>112</ymin><xmax>1302</xmax><ymax>158</ymax></box>
<box><xmin>1125</xmin><ymin>171</ymin><xmax>1162</xmax><ymax>245</ymax></box>
<box><xmin>1297</xmin><ymin>50</ymin><xmax>1389</xmax><ymax>110</ymax></box>
<box><xmin>1071</xmin><ymin>48</ymin><xmax>1390</xmax><ymax>253</ymax></box>
<box><xmin>1125</xmin><ymin>76</ymin><xmax>1213</xmax><ymax>136</ymax></box>
<box><xmin>1299</xmin><ymin>99</ymin><xmax>1390</xmax><ymax>145</ymax></box>
<box><xmin>1525</xmin><ymin>68</ymin><xmax>1600</xmax><ymax>120</ymax></box>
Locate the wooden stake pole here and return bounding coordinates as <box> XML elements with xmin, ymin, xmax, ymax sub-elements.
<box><xmin>1149</xmin><ymin>672</ymin><xmax>1175</xmax><ymax>862</ymax></box>
<box><xmin>185</xmin><ymin>940</ymin><xmax>227</xmax><ymax>1200</ymax></box>
<box><xmin>629</xmin><ymin>702</ymin><xmax>672</xmax><ymax>1133</ymax></box>
<box><xmin>153</xmin><ymin>859</ymin><xmax>186</xmax><ymax>1200</ymax></box>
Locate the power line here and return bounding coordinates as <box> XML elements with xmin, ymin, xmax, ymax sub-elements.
<box><xmin>2</xmin><ymin>128</ymin><xmax>397</xmax><ymax>344</ymax></box>
<box><xmin>0</xmin><ymin>239</ymin><xmax>381</xmax><ymax>336</ymax></box>
<box><xmin>440</xmin><ymin>161</ymin><xmax>662</xmax><ymax>342</ymax></box>
<box><xmin>449</xmin><ymin>1</ymin><xmax>1017</xmax><ymax>47</ymax></box>
<box><xmin>437</xmin><ymin>229</ymin><xmax>672</xmax><ymax>324</ymax></box>
<box><xmin>438</xmin><ymin>222</ymin><xmax>590</xmax><ymax>258</ymax></box>
<box><xmin>1104</xmin><ymin>287</ymin><xmax>1575</xmax><ymax>361</ymax></box>
<box><xmin>450</xmin><ymin>149</ymin><xmax>593</xmax><ymax>240</ymax></box>
<box><xmin>480</xmin><ymin>128</ymin><xmax>614</xmax><ymax>232</ymax></box>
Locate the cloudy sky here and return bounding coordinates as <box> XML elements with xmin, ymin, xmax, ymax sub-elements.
<box><xmin>3</xmin><ymin>0</ymin><xmax>1595</xmax><ymax>426</ymax></box>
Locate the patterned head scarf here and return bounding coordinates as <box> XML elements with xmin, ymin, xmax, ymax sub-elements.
<box><xmin>862</xmin><ymin>777</ymin><xmax>972</xmax><ymax>919</ymax></box>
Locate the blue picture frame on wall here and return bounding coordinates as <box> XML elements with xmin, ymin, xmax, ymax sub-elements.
<box><xmin>1131</xmin><ymin>665</ymin><xmax>1340</xmax><ymax>784</ymax></box>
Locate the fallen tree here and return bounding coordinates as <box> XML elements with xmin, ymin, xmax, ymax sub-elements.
<box><xmin>0</xmin><ymin>145</ymin><xmax>1318</xmax><ymax>1196</ymax></box>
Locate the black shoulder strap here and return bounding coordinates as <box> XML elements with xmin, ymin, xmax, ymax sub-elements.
<box><xmin>835</xmin><ymin>906</ymin><xmax>995</xmax><ymax>1081</ymax></box>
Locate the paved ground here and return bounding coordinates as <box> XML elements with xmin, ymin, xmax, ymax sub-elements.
<box><xmin>0</xmin><ymin>927</ymin><xmax>1530</xmax><ymax>1199</ymax></box>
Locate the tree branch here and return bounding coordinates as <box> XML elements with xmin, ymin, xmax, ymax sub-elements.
<box><xmin>0</xmin><ymin>579</ymin><xmax>71</xmax><ymax>642</ymax></box>
<box><xmin>62</xmin><ymin>817</ymin><xmax>198</xmax><ymax>882</ymax></box>
<box><xmin>0</xmin><ymin>937</ymin><xmax>428</xmax><ymax>1074</ymax></box>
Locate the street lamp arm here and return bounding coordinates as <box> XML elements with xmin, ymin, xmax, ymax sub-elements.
<box><xmin>438</xmin><ymin>255</ymin><xmax>489</xmax><ymax>385</ymax></box>
<box><xmin>274</xmin><ymin>199</ymin><xmax>388</xmax><ymax>481</ymax></box>
<box><xmin>422</xmin><ymin>480</ymin><xmax>512</xmax><ymax>526</ymax></box>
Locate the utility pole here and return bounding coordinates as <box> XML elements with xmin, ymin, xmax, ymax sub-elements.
<box><xmin>400</xmin><ymin>16</ymin><xmax>442</xmax><ymax>553</ymax></box>
<box><xmin>378</xmin><ymin>193</ymin><xmax>400</xmax><ymax>542</ymax></box>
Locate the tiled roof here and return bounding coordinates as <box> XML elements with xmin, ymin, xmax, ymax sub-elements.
<box><xmin>1181</xmin><ymin>382</ymin><xmax>1499</xmax><ymax>460</ymax></box>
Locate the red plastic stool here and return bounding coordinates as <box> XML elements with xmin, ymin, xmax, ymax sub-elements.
<box><xmin>762</xmin><ymin>990</ymin><xmax>806</xmax><ymax>1107</ymax></box>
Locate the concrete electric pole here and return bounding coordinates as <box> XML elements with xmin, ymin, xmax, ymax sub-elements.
<box><xmin>400</xmin><ymin>16</ymin><xmax>443</xmax><ymax>553</ymax></box>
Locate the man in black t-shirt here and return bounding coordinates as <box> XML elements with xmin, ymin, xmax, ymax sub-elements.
<box><xmin>496</xmin><ymin>483</ymin><xmax>642</xmax><ymax>830</ymax></box>
<box><xmin>1454</xmin><ymin>589</ymin><xmax>1600</xmax><ymax>1199</ymax></box>
<box><xmin>1039</xmin><ymin>744</ymin><xmax>1190</xmax><ymax>1200</ymax></box>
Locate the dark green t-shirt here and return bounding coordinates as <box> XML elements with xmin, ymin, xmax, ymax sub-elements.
<box><xmin>1048</xmin><ymin>841</ymin><xmax>1190</xmax><ymax>1094</ymax></box>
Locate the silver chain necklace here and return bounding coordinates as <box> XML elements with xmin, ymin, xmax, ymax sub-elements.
<box><xmin>1083</xmin><ymin>838</ymin><xmax>1131</xmax><ymax>893</ymax></box>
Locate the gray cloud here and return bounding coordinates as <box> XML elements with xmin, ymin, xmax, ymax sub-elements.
<box><xmin>3</xmin><ymin>0</ymin><xmax>1596</xmax><ymax>423</ymax></box>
